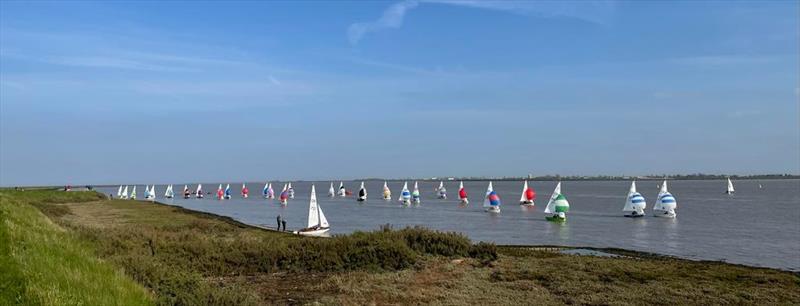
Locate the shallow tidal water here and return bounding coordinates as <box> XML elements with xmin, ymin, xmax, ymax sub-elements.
<box><xmin>98</xmin><ymin>179</ymin><xmax>800</xmax><ymax>271</ymax></box>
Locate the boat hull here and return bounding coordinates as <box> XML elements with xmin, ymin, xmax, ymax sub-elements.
<box><xmin>485</xmin><ymin>206</ymin><xmax>501</xmax><ymax>213</ymax></box>
<box><xmin>546</xmin><ymin>216</ymin><xmax>566</xmax><ymax>222</ymax></box>
<box><xmin>357</xmin><ymin>198</ymin><xmax>366</xmax><ymax>202</ymax></box>
<box><xmin>653</xmin><ymin>210</ymin><xmax>676</xmax><ymax>218</ymax></box>
<box><xmin>519</xmin><ymin>201</ymin><xmax>535</xmax><ymax>206</ymax></box>
<box><xmin>624</xmin><ymin>214</ymin><xmax>645</xmax><ymax>218</ymax></box>
<box><xmin>295</xmin><ymin>227</ymin><xmax>330</xmax><ymax>237</ymax></box>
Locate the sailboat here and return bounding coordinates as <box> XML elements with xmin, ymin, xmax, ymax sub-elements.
<box><xmin>195</xmin><ymin>184</ymin><xmax>204</xmax><ymax>199</ymax></box>
<box><xmin>458</xmin><ymin>181</ymin><xmax>468</xmax><ymax>204</ymax></box>
<box><xmin>143</xmin><ymin>185</ymin><xmax>151</xmax><ymax>200</ymax></box>
<box><xmin>398</xmin><ymin>182</ymin><xmax>411</xmax><ymax>206</ymax></box>
<box><xmin>338</xmin><ymin>182</ymin><xmax>346</xmax><ymax>197</ymax></box>
<box><xmin>241</xmin><ymin>183</ymin><xmax>249</xmax><ymax>199</ymax></box>
<box><xmin>412</xmin><ymin>181</ymin><xmax>421</xmax><ymax>205</ymax></box>
<box><xmin>483</xmin><ymin>181</ymin><xmax>501</xmax><ymax>213</ymax></box>
<box><xmin>544</xmin><ymin>182</ymin><xmax>569</xmax><ymax>222</ymax></box>
<box><xmin>288</xmin><ymin>182</ymin><xmax>295</xmax><ymax>199</ymax></box>
<box><xmin>519</xmin><ymin>181</ymin><xmax>536</xmax><ymax>206</ymax></box>
<box><xmin>294</xmin><ymin>185</ymin><xmax>330</xmax><ymax>236</ymax></box>
<box><xmin>130</xmin><ymin>185</ymin><xmax>137</xmax><ymax>200</ymax></box>
<box><xmin>436</xmin><ymin>181</ymin><xmax>447</xmax><ymax>199</ymax></box>
<box><xmin>165</xmin><ymin>185</ymin><xmax>174</xmax><ymax>199</ymax></box>
<box><xmin>266</xmin><ymin>183</ymin><xmax>275</xmax><ymax>199</ymax></box>
<box><xmin>382</xmin><ymin>181</ymin><xmax>392</xmax><ymax>200</ymax></box>
<box><xmin>116</xmin><ymin>185</ymin><xmax>123</xmax><ymax>198</ymax></box>
<box><xmin>653</xmin><ymin>180</ymin><xmax>677</xmax><ymax>218</ymax></box>
<box><xmin>725</xmin><ymin>177</ymin><xmax>735</xmax><ymax>194</ymax></box>
<box><xmin>121</xmin><ymin>185</ymin><xmax>129</xmax><ymax>199</ymax></box>
<box><xmin>216</xmin><ymin>184</ymin><xmax>224</xmax><ymax>200</ymax></box>
<box><xmin>328</xmin><ymin>182</ymin><xmax>336</xmax><ymax>197</ymax></box>
<box><xmin>183</xmin><ymin>185</ymin><xmax>190</xmax><ymax>198</ymax></box>
<box><xmin>223</xmin><ymin>184</ymin><xmax>232</xmax><ymax>199</ymax></box>
<box><xmin>280</xmin><ymin>183</ymin><xmax>289</xmax><ymax>205</ymax></box>
<box><xmin>622</xmin><ymin>181</ymin><xmax>646</xmax><ymax>218</ymax></box>
<box><xmin>357</xmin><ymin>182</ymin><xmax>367</xmax><ymax>202</ymax></box>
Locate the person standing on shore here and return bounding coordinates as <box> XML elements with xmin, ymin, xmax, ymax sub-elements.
<box><xmin>276</xmin><ymin>215</ymin><xmax>282</xmax><ymax>231</ymax></box>
<box><xmin>282</xmin><ymin>219</ymin><xmax>287</xmax><ymax>232</ymax></box>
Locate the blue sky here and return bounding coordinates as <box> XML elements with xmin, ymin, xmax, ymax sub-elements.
<box><xmin>1</xmin><ymin>1</ymin><xmax>798</xmax><ymax>186</ymax></box>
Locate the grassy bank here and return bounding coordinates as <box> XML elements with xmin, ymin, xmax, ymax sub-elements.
<box><xmin>0</xmin><ymin>190</ymin><xmax>151</xmax><ymax>305</ymax></box>
<box><xmin>2</xmin><ymin>189</ymin><xmax>799</xmax><ymax>305</ymax></box>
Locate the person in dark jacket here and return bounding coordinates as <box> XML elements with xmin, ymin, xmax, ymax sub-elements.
<box><xmin>282</xmin><ymin>219</ymin><xmax>287</xmax><ymax>232</ymax></box>
<box><xmin>276</xmin><ymin>215</ymin><xmax>282</xmax><ymax>231</ymax></box>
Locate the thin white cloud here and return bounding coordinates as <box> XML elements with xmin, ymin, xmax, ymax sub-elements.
<box><xmin>347</xmin><ymin>0</ymin><xmax>615</xmax><ymax>44</ymax></box>
<box><xmin>348</xmin><ymin>0</ymin><xmax>419</xmax><ymax>44</ymax></box>
<box><xmin>269</xmin><ymin>75</ymin><xmax>282</xmax><ymax>86</ymax></box>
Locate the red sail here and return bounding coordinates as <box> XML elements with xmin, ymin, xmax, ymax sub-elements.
<box><xmin>525</xmin><ymin>188</ymin><xmax>536</xmax><ymax>200</ymax></box>
<box><xmin>459</xmin><ymin>188</ymin><xmax>467</xmax><ymax>199</ymax></box>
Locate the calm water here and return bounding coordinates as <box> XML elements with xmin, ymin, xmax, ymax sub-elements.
<box><xmin>98</xmin><ymin>179</ymin><xmax>800</xmax><ymax>271</ymax></box>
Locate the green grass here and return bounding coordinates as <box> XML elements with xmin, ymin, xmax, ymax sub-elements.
<box><xmin>0</xmin><ymin>190</ymin><xmax>152</xmax><ymax>305</ymax></box>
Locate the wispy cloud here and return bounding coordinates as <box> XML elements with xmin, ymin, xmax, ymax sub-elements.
<box><xmin>347</xmin><ymin>0</ymin><xmax>615</xmax><ymax>44</ymax></box>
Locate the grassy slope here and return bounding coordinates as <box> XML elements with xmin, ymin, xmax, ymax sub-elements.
<box><xmin>0</xmin><ymin>190</ymin><xmax>151</xmax><ymax>305</ymax></box>
<box><xmin>6</xmin><ymin>189</ymin><xmax>800</xmax><ymax>305</ymax></box>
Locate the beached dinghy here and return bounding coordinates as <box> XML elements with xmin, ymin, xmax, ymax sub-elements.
<box><xmin>224</xmin><ymin>184</ymin><xmax>232</xmax><ymax>199</ymax></box>
<box><xmin>519</xmin><ymin>181</ymin><xmax>536</xmax><ymax>206</ymax></box>
<box><xmin>241</xmin><ymin>183</ymin><xmax>248</xmax><ymax>199</ymax></box>
<box><xmin>117</xmin><ymin>185</ymin><xmax>123</xmax><ymax>198</ymax></box>
<box><xmin>183</xmin><ymin>185</ymin><xmax>190</xmax><ymax>198</ymax></box>
<box><xmin>294</xmin><ymin>185</ymin><xmax>330</xmax><ymax>236</ymax></box>
<box><xmin>165</xmin><ymin>185</ymin><xmax>174</xmax><ymax>199</ymax></box>
<box><xmin>544</xmin><ymin>182</ymin><xmax>569</xmax><ymax>222</ymax></box>
<box><xmin>725</xmin><ymin>177</ymin><xmax>735</xmax><ymax>194</ymax></box>
<box><xmin>436</xmin><ymin>181</ymin><xmax>447</xmax><ymax>199</ymax></box>
<box><xmin>130</xmin><ymin>185</ymin><xmax>137</xmax><ymax>200</ymax></box>
<box><xmin>195</xmin><ymin>184</ymin><xmax>204</xmax><ymax>199</ymax></box>
<box><xmin>338</xmin><ymin>182</ymin><xmax>346</xmax><ymax>197</ymax></box>
<box><xmin>483</xmin><ymin>181</ymin><xmax>501</xmax><ymax>213</ymax></box>
<box><xmin>328</xmin><ymin>182</ymin><xmax>336</xmax><ymax>197</ymax></box>
<box><xmin>412</xmin><ymin>181</ymin><xmax>421</xmax><ymax>205</ymax></box>
<box><xmin>288</xmin><ymin>182</ymin><xmax>295</xmax><ymax>199</ymax></box>
<box><xmin>623</xmin><ymin>181</ymin><xmax>646</xmax><ymax>218</ymax></box>
<box><xmin>458</xmin><ymin>181</ymin><xmax>468</xmax><ymax>204</ymax></box>
<box><xmin>280</xmin><ymin>184</ymin><xmax>289</xmax><ymax>205</ymax></box>
<box><xmin>357</xmin><ymin>182</ymin><xmax>367</xmax><ymax>202</ymax></box>
<box><xmin>653</xmin><ymin>180</ymin><xmax>677</xmax><ymax>218</ymax></box>
<box><xmin>399</xmin><ymin>182</ymin><xmax>411</xmax><ymax>206</ymax></box>
<box><xmin>121</xmin><ymin>185</ymin><xmax>129</xmax><ymax>199</ymax></box>
<box><xmin>382</xmin><ymin>181</ymin><xmax>392</xmax><ymax>200</ymax></box>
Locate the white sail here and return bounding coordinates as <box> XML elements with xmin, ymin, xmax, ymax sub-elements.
<box><xmin>338</xmin><ymin>181</ymin><xmax>346</xmax><ymax>197</ymax></box>
<box><xmin>328</xmin><ymin>182</ymin><xmax>335</xmax><ymax>197</ymax></box>
<box><xmin>383</xmin><ymin>181</ymin><xmax>391</xmax><ymax>199</ymax></box>
<box><xmin>121</xmin><ymin>185</ymin><xmax>128</xmax><ymax>198</ymax></box>
<box><xmin>412</xmin><ymin>181</ymin><xmax>421</xmax><ymax>204</ymax></box>
<box><xmin>306</xmin><ymin>185</ymin><xmax>329</xmax><ymax>229</ymax></box>
<box><xmin>288</xmin><ymin>182</ymin><xmax>295</xmax><ymax>199</ymax></box>
<box><xmin>117</xmin><ymin>185</ymin><xmax>123</xmax><ymax>197</ymax></box>
<box><xmin>437</xmin><ymin>181</ymin><xmax>447</xmax><ymax>199</ymax></box>
<box><xmin>130</xmin><ymin>185</ymin><xmax>137</xmax><ymax>199</ymax></box>
<box><xmin>483</xmin><ymin>181</ymin><xmax>493</xmax><ymax>208</ymax></box>
<box><xmin>358</xmin><ymin>181</ymin><xmax>367</xmax><ymax>200</ymax></box>
<box><xmin>165</xmin><ymin>185</ymin><xmax>174</xmax><ymax>198</ymax></box>
<box><xmin>399</xmin><ymin>181</ymin><xmax>411</xmax><ymax>202</ymax></box>
<box><xmin>726</xmin><ymin>178</ymin><xmax>735</xmax><ymax>194</ymax></box>
<box><xmin>196</xmin><ymin>184</ymin><xmax>203</xmax><ymax>198</ymax></box>
<box><xmin>623</xmin><ymin>181</ymin><xmax>646</xmax><ymax>213</ymax></box>
<box><xmin>543</xmin><ymin>182</ymin><xmax>562</xmax><ymax>214</ymax></box>
<box><xmin>654</xmin><ymin>180</ymin><xmax>677</xmax><ymax>213</ymax></box>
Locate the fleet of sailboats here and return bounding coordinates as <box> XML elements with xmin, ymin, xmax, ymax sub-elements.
<box><xmin>519</xmin><ymin>181</ymin><xmax>535</xmax><ymax>206</ymax></box>
<box><xmin>483</xmin><ymin>181</ymin><xmax>501</xmax><ymax>213</ymax></box>
<box><xmin>622</xmin><ymin>181</ymin><xmax>646</xmax><ymax>217</ymax></box>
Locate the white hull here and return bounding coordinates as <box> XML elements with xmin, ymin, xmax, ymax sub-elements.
<box><xmin>653</xmin><ymin>210</ymin><xmax>676</xmax><ymax>218</ymax></box>
<box><xmin>460</xmin><ymin>198</ymin><xmax>469</xmax><ymax>204</ymax></box>
<box><xmin>485</xmin><ymin>206</ymin><xmax>501</xmax><ymax>213</ymax></box>
<box><xmin>357</xmin><ymin>197</ymin><xmax>366</xmax><ymax>201</ymax></box>
<box><xmin>295</xmin><ymin>227</ymin><xmax>330</xmax><ymax>237</ymax></box>
<box><xmin>438</xmin><ymin>195</ymin><xmax>447</xmax><ymax>199</ymax></box>
<box><xmin>519</xmin><ymin>201</ymin><xmax>534</xmax><ymax>206</ymax></box>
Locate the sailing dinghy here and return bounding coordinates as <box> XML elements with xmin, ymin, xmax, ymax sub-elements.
<box><xmin>195</xmin><ymin>184</ymin><xmax>204</xmax><ymax>199</ymax></box>
<box><xmin>458</xmin><ymin>181</ymin><xmax>468</xmax><ymax>204</ymax></box>
<box><xmin>399</xmin><ymin>182</ymin><xmax>411</xmax><ymax>205</ymax></box>
<box><xmin>294</xmin><ymin>185</ymin><xmax>330</xmax><ymax>236</ymax></box>
<box><xmin>357</xmin><ymin>182</ymin><xmax>367</xmax><ymax>202</ymax></box>
<box><xmin>725</xmin><ymin>177</ymin><xmax>735</xmax><ymax>194</ymax></box>
<box><xmin>165</xmin><ymin>185</ymin><xmax>174</xmax><ymax>199</ymax></box>
<box><xmin>412</xmin><ymin>181</ymin><xmax>421</xmax><ymax>205</ymax></box>
<box><xmin>121</xmin><ymin>185</ymin><xmax>129</xmax><ymax>199</ymax></box>
<box><xmin>328</xmin><ymin>182</ymin><xmax>336</xmax><ymax>197</ymax></box>
<box><xmin>437</xmin><ymin>181</ymin><xmax>447</xmax><ymax>199</ymax></box>
<box><xmin>653</xmin><ymin>180</ymin><xmax>677</xmax><ymax>218</ymax></box>
<box><xmin>544</xmin><ymin>182</ymin><xmax>569</xmax><ymax>222</ymax></box>
<box><xmin>280</xmin><ymin>184</ymin><xmax>289</xmax><ymax>205</ymax></box>
<box><xmin>130</xmin><ymin>185</ymin><xmax>137</xmax><ymax>200</ymax></box>
<box><xmin>183</xmin><ymin>185</ymin><xmax>190</xmax><ymax>198</ymax></box>
<box><xmin>216</xmin><ymin>184</ymin><xmax>224</xmax><ymax>200</ymax></box>
<box><xmin>519</xmin><ymin>181</ymin><xmax>536</xmax><ymax>206</ymax></box>
<box><xmin>623</xmin><ymin>181</ymin><xmax>646</xmax><ymax>217</ymax></box>
<box><xmin>144</xmin><ymin>185</ymin><xmax>152</xmax><ymax>200</ymax></box>
<box><xmin>382</xmin><ymin>181</ymin><xmax>392</xmax><ymax>200</ymax></box>
<box><xmin>116</xmin><ymin>185</ymin><xmax>123</xmax><ymax>198</ymax></box>
<box><xmin>338</xmin><ymin>182</ymin><xmax>346</xmax><ymax>197</ymax></box>
<box><xmin>288</xmin><ymin>182</ymin><xmax>295</xmax><ymax>199</ymax></box>
<box><xmin>224</xmin><ymin>184</ymin><xmax>232</xmax><ymax>199</ymax></box>
<box><xmin>241</xmin><ymin>183</ymin><xmax>249</xmax><ymax>199</ymax></box>
<box><xmin>483</xmin><ymin>181</ymin><xmax>501</xmax><ymax>213</ymax></box>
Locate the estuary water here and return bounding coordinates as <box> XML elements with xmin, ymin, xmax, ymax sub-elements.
<box><xmin>98</xmin><ymin>179</ymin><xmax>800</xmax><ymax>271</ymax></box>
